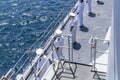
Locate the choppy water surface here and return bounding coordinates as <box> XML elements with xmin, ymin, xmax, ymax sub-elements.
<box><xmin>0</xmin><ymin>0</ymin><xmax>77</xmax><ymax>77</ymax></box>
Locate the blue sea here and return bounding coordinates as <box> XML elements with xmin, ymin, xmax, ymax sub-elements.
<box><xmin>0</xmin><ymin>0</ymin><xmax>77</xmax><ymax>77</ymax></box>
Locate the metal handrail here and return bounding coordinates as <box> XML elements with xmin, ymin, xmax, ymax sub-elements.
<box><xmin>90</xmin><ymin>38</ymin><xmax>109</xmax><ymax>73</ymax></box>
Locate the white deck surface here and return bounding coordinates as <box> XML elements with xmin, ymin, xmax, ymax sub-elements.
<box><xmin>95</xmin><ymin>53</ymin><xmax>108</xmax><ymax>73</ymax></box>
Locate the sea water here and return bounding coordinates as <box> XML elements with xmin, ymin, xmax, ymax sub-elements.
<box><xmin>0</xmin><ymin>0</ymin><xmax>77</xmax><ymax>77</ymax></box>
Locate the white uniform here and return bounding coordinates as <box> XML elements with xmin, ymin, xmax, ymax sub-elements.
<box><xmin>69</xmin><ymin>17</ymin><xmax>78</xmax><ymax>43</ymax></box>
<box><xmin>37</xmin><ymin>55</ymin><xmax>49</xmax><ymax>80</ymax></box>
<box><xmin>54</xmin><ymin>36</ymin><xmax>64</xmax><ymax>58</ymax></box>
<box><xmin>77</xmin><ymin>1</ymin><xmax>84</xmax><ymax>26</ymax></box>
<box><xmin>87</xmin><ymin>0</ymin><xmax>92</xmax><ymax>13</ymax></box>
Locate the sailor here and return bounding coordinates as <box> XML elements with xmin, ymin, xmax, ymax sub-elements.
<box><xmin>77</xmin><ymin>0</ymin><xmax>85</xmax><ymax>30</ymax></box>
<box><xmin>54</xmin><ymin>29</ymin><xmax>64</xmax><ymax>59</ymax></box>
<box><xmin>36</xmin><ymin>49</ymin><xmax>49</xmax><ymax>80</ymax></box>
<box><xmin>86</xmin><ymin>0</ymin><xmax>92</xmax><ymax>16</ymax></box>
<box><xmin>69</xmin><ymin>12</ymin><xmax>78</xmax><ymax>44</ymax></box>
<box><xmin>16</xmin><ymin>74</ymin><xmax>23</xmax><ymax>80</ymax></box>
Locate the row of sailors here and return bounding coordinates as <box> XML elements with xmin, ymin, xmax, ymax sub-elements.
<box><xmin>15</xmin><ymin>29</ymin><xmax>64</xmax><ymax>80</ymax></box>
<box><xmin>35</xmin><ymin>0</ymin><xmax>97</xmax><ymax>79</ymax></box>
<box><xmin>36</xmin><ymin>29</ymin><xmax>64</xmax><ymax>80</ymax></box>
<box><xmin>36</xmin><ymin>0</ymin><xmax>88</xmax><ymax>79</ymax></box>
<box><xmin>70</xmin><ymin>0</ymin><xmax>100</xmax><ymax>43</ymax></box>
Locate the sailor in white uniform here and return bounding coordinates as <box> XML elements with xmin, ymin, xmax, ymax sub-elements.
<box><xmin>77</xmin><ymin>0</ymin><xmax>85</xmax><ymax>29</ymax></box>
<box><xmin>87</xmin><ymin>0</ymin><xmax>92</xmax><ymax>15</ymax></box>
<box><xmin>69</xmin><ymin>12</ymin><xmax>78</xmax><ymax>44</ymax></box>
<box><xmin>36</xmin><ymin>49</ymin><xmax>49</xmax><ymax>80</ymax></box>
<box><xmin>54</xmin><ymin>29</ymin><xmax>64</xmax><ymax>59</ymax></box>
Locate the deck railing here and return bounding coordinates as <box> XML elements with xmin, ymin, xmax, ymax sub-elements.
<box><xmin>89</xmin><ymin>37</ymin><xmax>109</xmax><ymax>79</ymax></box>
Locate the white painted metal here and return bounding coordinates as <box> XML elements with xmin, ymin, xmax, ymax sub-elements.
<box><xmin>104</xmin><ymin>27</ymin><xmax>111</xmax><ymax>43</ymax></box>
<box><xmin>106</xmin><ymin>0</ymin><xmax>120</xmax><ymax>80</ymax></box>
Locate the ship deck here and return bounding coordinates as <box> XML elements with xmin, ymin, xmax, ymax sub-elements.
<box><xmin>62</xmin><ymin>0</ymin><xmax>112</xmax><ymax>64</ymax></box>
<box><xmin>8</xmin><ymin>0</ymin><xmax>113</xmax><ymax>80</ymax></box>
<box><xmin>54</xmin><ymin>0</ymin><xmax>112</xmax><ymax>79</ymax></box>
<box><xmin>0</xmin><ymin>0</ymin><xmax>113</xmax><ymax>79</ymax></box>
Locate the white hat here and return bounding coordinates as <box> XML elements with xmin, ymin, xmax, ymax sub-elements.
<box><xmin>36</xmin><ymin>48</ymin><xmax>44</xmax><ymax>56</ymax></box>
<box><xmin>69</xmin><ymin>12</ymin><xmax>76</xmax><ymax>17</ymax></box>
<box><xmin>16</xmin><ymin>74</ymin><xmax>23</xmax><ymax>80</ymax></box>
<box><xmin>54</xmin><ymin>29</ymin><xmax>62</xmax><ymax>36</ymax></box>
